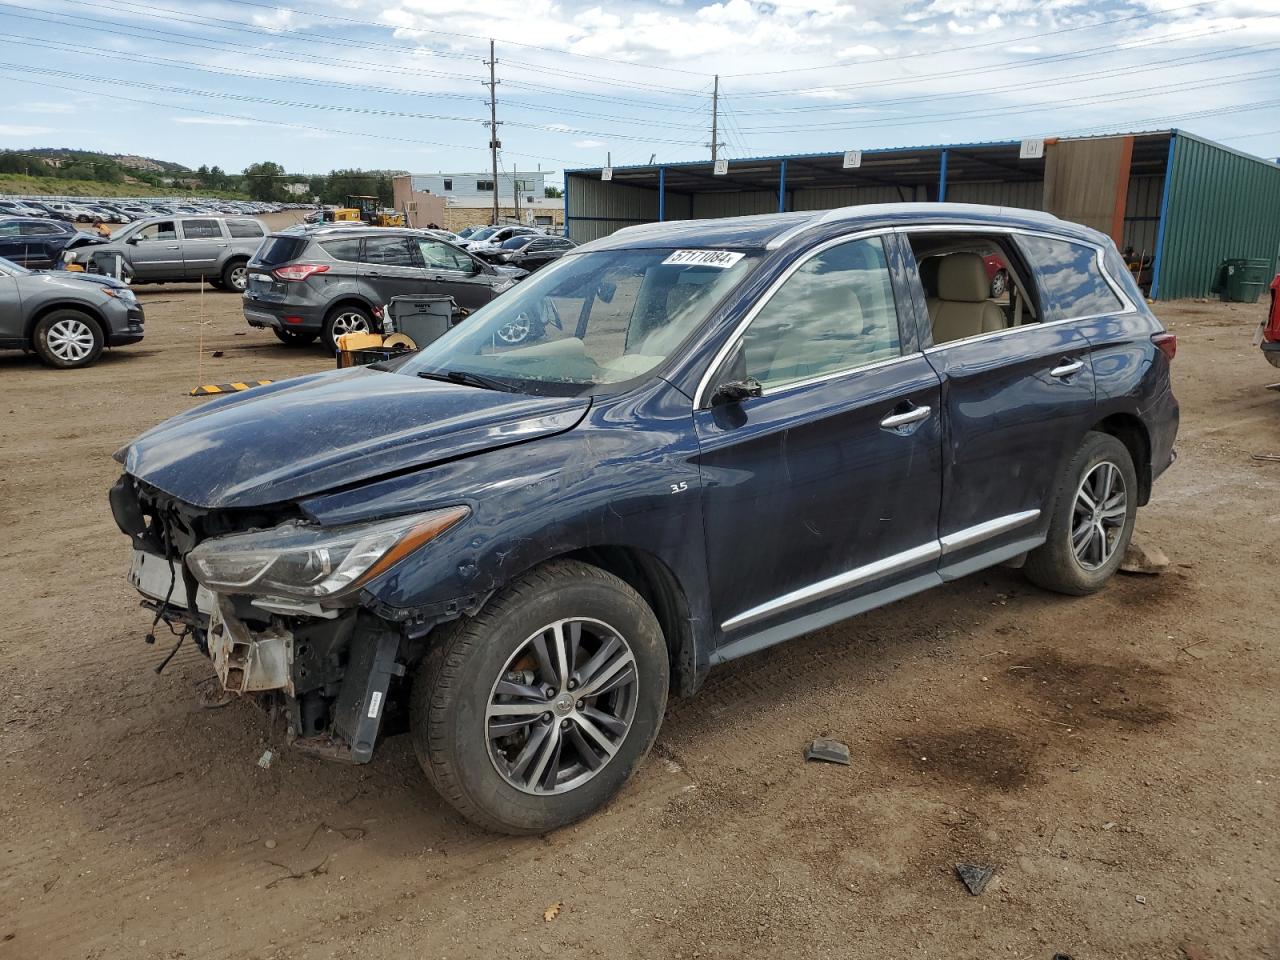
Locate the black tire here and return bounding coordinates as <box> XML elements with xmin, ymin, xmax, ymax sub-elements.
<box><xmin>411</xmin><ymin>559</ymin><xmax>669</xmax><ymax>835</ymax></box>
<box><xmin>1024</xmin><ymin>431</ymin><xmax>1138</xmax><ymax>596</ymax></box>
<box><xmin>221</xmin><ymin>259</ymin><xmax>249</xmax><ymax>293</ymax></box>
<box><xmin>31</xmin><ymin>309</ymin><xmax>104</xmax><ymax>369</ymax></box>
<box><xmin>273</xmin><ymin>327</ymin><xmax>319</xmax><ymax>347</ymax></box>
<box><xmin>207</xmin><ymin>279</ymin><xmax>224</xmax><ymax>290</ymax></box>
<box><xmin>321</xmin><ymin>304</ymin><xmax>373</xmax><ymax>352</ymax></box>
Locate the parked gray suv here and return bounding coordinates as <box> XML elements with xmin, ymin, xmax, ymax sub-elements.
<box><xmin>66</xmin><ymin>215</ymin><xmax>267</xmax><ymax>292</ymax></box>
<box><xmin>242</xmin><ymin>225</ymin><xmax>525</xmax><ymax>350</ymax></box>
<box><xmin>0</xmin><ymin>255</ymin><xmax>144</xmax><ymax>368</ymax></box>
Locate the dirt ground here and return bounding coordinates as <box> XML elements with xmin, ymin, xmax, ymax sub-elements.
<box><xmin>0</xmin><ymin>283</ymin><xmax>1277</xmax><ymax>960</ymax></box>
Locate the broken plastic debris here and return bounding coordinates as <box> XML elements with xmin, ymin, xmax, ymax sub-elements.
<box><xmin>955</xmin><ymin>863</ymin><xmax>995</xmax><ymax>896</ymax></box>
<box><xmin>257</xmin><ymin>749</ymin><xmax>274</xmax><ymax>769</ymax></box>
<box><xmin>804</xmin><ymin>738</ymin><xmax>851</xmax><ymax>766</ymax></box>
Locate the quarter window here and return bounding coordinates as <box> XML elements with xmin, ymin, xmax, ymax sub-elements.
<box><xmin>1018</xmin><ymin>235</ymin><xmax>1124</xmax><ymax>320</ymax></box>
<box><xmin>738</xmin><ymin>236</ymin><xmax>901</xmax><ymax>390</ymax></box>
<box><xmin>182</xmin><ymin>219</ymin><xmax>223</xmax><ymax>240</ymax></box>
<box><xmin>320</xmin><ymin>238</ymin><xmax>363</xmax><ymax>262</ymax></box>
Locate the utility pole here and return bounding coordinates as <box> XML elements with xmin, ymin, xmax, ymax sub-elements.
<box><xmin>484</xmin><ymin>39</ymin><xmax>501</xmax><ymax>226</ymax></box>
<box><xmin>710</xmin><ymin>74</ymin><xmax>719</xmax><ymax>164</ymax></box>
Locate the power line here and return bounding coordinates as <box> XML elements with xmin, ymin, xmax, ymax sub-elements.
<box><xmin>0</xmin><ymin>70</ymin><xmax>578</xmax><ymax>165</ymax></box>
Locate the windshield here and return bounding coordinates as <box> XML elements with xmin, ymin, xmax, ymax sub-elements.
<box><xmin>456</xmin><ymin>226</ymin><xmax>479</xmax><ymax>239</ymax></box>
<box><xmin>468</xmin><ymin>227</ymin><xmax>498</xmax><ymax>242</ymax></box>
<box><xmin>501</xmin><ymin>236</ymin><xmax>533</xmax><ymax>250</ymax></box>
<box><xmin>398</xmin><ymin>247</ymin><xmax>758</xmax><ymax>396</ymax></box>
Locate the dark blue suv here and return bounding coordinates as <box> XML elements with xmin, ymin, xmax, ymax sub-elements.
<box><xmin>109</xmin><ymin>203</ymin><xmax>1178</xmax><ymax>834</ymax></box>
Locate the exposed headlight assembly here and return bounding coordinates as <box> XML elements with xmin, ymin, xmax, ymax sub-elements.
<box><xmin>187</xmin><ymin>506</ymin><xmax>469</xmax><ymax>602</ymax></box>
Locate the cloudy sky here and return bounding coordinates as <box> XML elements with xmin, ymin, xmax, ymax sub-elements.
<box><xmin>1</xmin><ymin>0</ymin><xmax>1278</xmax><ymax>182</ymax></box>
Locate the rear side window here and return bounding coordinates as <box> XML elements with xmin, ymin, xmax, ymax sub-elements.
<box><xmin>321</xmin><ymin>238</ymin><xmax>363</xmax><ymax>262</ymax></box>
<box><xmin>1018</xmin><ymin>235</ymin><xmax>1125</xmax><ymax>321</ymax></box>
<box><xmin>182</xmin><ymin>219</ymin><xmax>223</xmax><ymax>240</ymax></box>
<box><xmin>255</xmin><ymin>235</ymin><xmax>308</xmax><ymax>266</ymax></box>
<box><xmin>363</xmin><ymin>236</ymin><xmax>417</xmax><ymax>267</ymax></box>
<box><xmin>228</xmin><ymin>220</ymin><xmax>264</xmax><ymax>239</ymax></box>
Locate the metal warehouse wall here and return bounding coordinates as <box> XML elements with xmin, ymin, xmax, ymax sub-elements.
<box><xmin>568</xmin><ymin>177</ymin><xmax>680</xmax><ymax>243</ymax></box>
<box><xmin>1158</xmin><ymin>134</ymin><xmax>1280</xmax><ymax>299</ymax></box>
<box><xmin>1123</xmin><ymin>176</ymin><xmax>1163</xmax><ymax>261</ymax></box>
<box><xmin>945</xmin><ymin>179</ymin><xmax>1044</xmax><ymax>210</ymax></box>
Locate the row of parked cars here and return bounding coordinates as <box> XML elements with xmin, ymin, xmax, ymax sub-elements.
<box><xmin>0</xmin><ymin>196</ymin><xmax>288</xmax><ymax>225</ymax></box>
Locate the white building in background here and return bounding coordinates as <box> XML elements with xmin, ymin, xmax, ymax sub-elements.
<box><xmin>410</xmin><ymin>170</ymin><xmax>547</xmax><ymax>205</ymax></box>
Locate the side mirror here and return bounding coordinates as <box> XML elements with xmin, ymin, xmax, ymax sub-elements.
<box><xmin>126</xmin><ymin>235</ymin><xmax>140</xmax><ymax>244</ymax></box>
<box><xmin>711</xmin><ymin>377</ymin><xmax>763</xmax><ymax>405</ymax></box>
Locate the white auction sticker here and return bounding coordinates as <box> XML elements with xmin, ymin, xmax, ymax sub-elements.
<box><xmin>367</xmin><ymin>690</ymin><xmax>383</xmax><ymax>719</ymax></box>
<box><xmin>662</xmin><ymin>250</ymin><xmax>745</xmax><ymax>268</ymax></box>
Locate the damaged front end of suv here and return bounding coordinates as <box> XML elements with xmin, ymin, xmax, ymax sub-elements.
<box><xmin>111</xmin><ymin>472</ymin><xmax>469</xmax><ymax>762</ymax></box>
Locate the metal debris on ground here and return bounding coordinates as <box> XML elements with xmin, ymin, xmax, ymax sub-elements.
<box><xmin>804</xmin><ymin>738</ymin><xmax>851</xmax><ymax>766</ymax></box>
<box><xmin>257</xmin><ymin>749</ymin><xmax>274</xmax><ymax>769</ymax></box>
<box><xmin>1120</xmin><ymin>540</ymin><xmax>1170</xmax><ymax>575</ymax></box>
<box><xmin>954</xmin><ymin>863</ymin><xmax>995</xmax><ymax>896</ymax></box>
<box><xmin>1251</xmin><ymin>453</ymin><xmax>1280</xmax><ymax>462</ymax></box>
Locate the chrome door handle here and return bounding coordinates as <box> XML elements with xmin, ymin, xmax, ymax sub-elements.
<box><xmin>1050</xmin><ymin>359</ymin><xmax>1084</xmax><ymax>378</ymax></box>
<box><xmin>880</xmin><ymin>404</ymin><xmax>931</xmax><ymax>429</ymax></box>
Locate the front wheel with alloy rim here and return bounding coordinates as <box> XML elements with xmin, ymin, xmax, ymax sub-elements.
<box><xmin>411</xmin><ymin>559</ymin><xmax>669</xmax><ymax>834</ymax></box>
<box><xmin>32</xmin><ymin>309</ymin><xmax>104</xmax><ymax>369</ymax></box>
<box><xmin>322</xmin><ymin>305</ymin><xmax>372</xmax><ymax>352</ymax></box>
<box><xmin>221</xmin><ymin>260</ymin><xmax>248</xmax><ymax>293</ymax></box>
<box><xmin>1023</xmin><ymin>431</ymin><xmax>1138</xmax><ymax>596</ymax></box>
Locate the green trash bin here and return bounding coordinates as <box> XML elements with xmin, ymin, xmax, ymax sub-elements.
<box><xmin>1221</xmin><ymin>258</ymin><xmax>1269</xmax><ymax>304</ymax></box>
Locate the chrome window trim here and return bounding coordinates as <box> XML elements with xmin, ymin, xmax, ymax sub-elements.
<box><xmin>721</xmin><ymin>508</ymin><xmax>1045</xmax><ymax>632</ymax></box>
<box><xmin>693</xmin><ymin>228</ymin><xmax>897</xmax><ymax>408</ymax></box>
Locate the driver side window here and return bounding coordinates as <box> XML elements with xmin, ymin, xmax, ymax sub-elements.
<box><xmin>416</xmin><ymin>239</ymin><xmax>475</xmax><ymax>273</ymax></box>
<box><xmin>738</xmin><ymin>235</ymin><xmax>901</xmax><ymax>390</ymax></box>
<box><xmin>137</xmin><ymin>221</ymin><xmax>176</xmax><ymax>241</ymax></box>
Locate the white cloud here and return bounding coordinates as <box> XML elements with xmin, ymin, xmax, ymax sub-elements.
<box><xmin>573</xmin><ymin>139</ymin><xmax>606</xmax><ymax>148</ymax></box>
<box><xmin>16</xmin><ymin>102</ymin><xmax>75</xmax><ymax>115</ymax></box>
<box><xmin>546</xmin><ymin>122</ymin><xmax>572</xmax><ymax>132</ymax></box>
<box><xmin>0</xmin><ymin>124</ymin><xmax>54</xmax><ymax>136</ymax></box>
<box><xmin>172</xmin><ymin>116</ymin><xmax>260</xmax><ymax>126</ymax></box>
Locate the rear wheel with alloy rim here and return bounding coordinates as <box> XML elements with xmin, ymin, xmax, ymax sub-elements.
<box><xmin>411</xmin><ymin>559</ymin><xmax>669</xmax><ymax>834</ymax></box>
<box><xmin>1024</xmin><ymin>431</ymin><xmax>1137</xmax><ymax>595</ymax></box>
<box><xmin>221</xmin><ymin>260</ymin><xmax>249</xmax><ymax>293</ymax></box>
<box><xmin>32</xmin><ymin>309</ymin><xmax>104</xmax><ymax>369</ymax></box>
<box><xmin>990</xmin><ymin>269</ymin><xmax>1008</xmax><ymax>298</ymax></box>
<box><xmin>322</xmin><ymin>305</ymin><xmax>372</xmax><ymax>352</ymax></box>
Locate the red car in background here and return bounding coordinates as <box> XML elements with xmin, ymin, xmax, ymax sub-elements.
<box><xmin>984</xmin><ymin>254</ymin><xmax>1010</xmax><ymax>298</ymax></box>
<box><xmin>1259</xmin><ymin>274</ymin><xmax>1280</xmax><ymax>368</ymax></box>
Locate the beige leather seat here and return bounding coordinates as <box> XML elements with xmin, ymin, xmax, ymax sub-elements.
<box><xmin>929</xmin><ymin>253</ymin><xmax>1006</xmax><ymax>344</ymax></box>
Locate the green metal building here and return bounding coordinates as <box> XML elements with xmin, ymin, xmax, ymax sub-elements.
<box><xmin>564</xmin><ymin>128</ymin><xmax>1280</xmax><ymax>300</ymax></box>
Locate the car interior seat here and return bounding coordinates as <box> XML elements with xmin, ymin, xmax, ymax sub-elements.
<box><xmin>929</xmin><ymin>252</ymin><xmax>1006</xmax><ymax>344</ymax></box>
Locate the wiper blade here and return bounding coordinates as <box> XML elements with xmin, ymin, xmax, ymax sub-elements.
<box><xmin>417</xmin><ymin>369</ymin><xmax>518</xmax><ymax>392</ymax></box>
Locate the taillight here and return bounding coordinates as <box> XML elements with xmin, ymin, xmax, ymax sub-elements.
<box><xmin>1151</xmin><ymin>332</ymin><xmax>1176</xmax><ymax>361</ymax></box>
<box><xmin>272</xmin><ymin>263</ymin><xmax>329</xmax><ymax>282</ymax></box>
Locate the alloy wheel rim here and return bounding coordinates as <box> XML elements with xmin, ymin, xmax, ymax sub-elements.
<box><xmin>229</xmin><ymin>266</ymin><xmax>248</xmax><ymax>291</ymax></box>
<box><xmin>485</xmin><ymin>617</ymin><xmax>638</xmax><ymax>796</ymax></box>
<box><xmin>46</xmin><ymin>318</ymin><xmax>95</xmax><ymax>362</ymax></box>
<box><xmin>991</xmin><ymin>271</ymin><xmax>1007</xmax><ymax>297</ymax></box>
<box><xmin>332</xmin><ymin>312</ymin><xmax>370</xmax><ymax>335</ymax></box>
<box><xmin>1071</xmin><ymin>460</ymin><xmax>1127</xmax><ymax>571</ymax></box>
<box><xmin>496</xmin><ymin>313</ymin><xmax>531</xmax><ymax>344</ymax></box>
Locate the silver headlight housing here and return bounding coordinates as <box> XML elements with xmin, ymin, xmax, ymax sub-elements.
<box><xmin>187</xmin><ymin>506</ymin><xmax>469</xmax><ymax>602</ymax></box>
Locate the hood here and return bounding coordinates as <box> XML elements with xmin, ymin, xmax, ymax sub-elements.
<box><xmin>24</xmin><ymin>269</ymin><xmax>131</xmax><ymax>293</ymax></box>
<box><xmin>118</xmin><ymin>366</ymin><xmax>590</xmax><ymax>509</ymax></box>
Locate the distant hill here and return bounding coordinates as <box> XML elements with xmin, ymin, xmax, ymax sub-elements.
<box><xmin>22</xmin><ymin>148</ymin><xmax>191</xmax><ymax>174</ymax></box>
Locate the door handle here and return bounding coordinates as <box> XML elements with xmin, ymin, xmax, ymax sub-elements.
<box><xmin>880</xmin><ymin>404</ymin><xmax>931</xmax><ymax>430</ymax></box>
<box><xmin>1050</xmin><ymin>359</ymin><xmax>1084</xmax><ymax>378</ymax></box>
